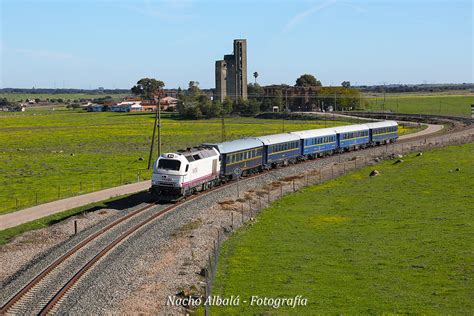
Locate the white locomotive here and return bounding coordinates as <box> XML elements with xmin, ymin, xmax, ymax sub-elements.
<box><xmin>150</xmin><ymin>147</ymin><xmax>221</xmax><ymax>200</ymax></box>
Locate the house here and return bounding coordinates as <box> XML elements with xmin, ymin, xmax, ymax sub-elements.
<box><xmin>111</xmin><ymin>101</ymin><xmax>142</xmax><ymax>112</ymax></box>
<box><xmin>160</xmin><ymin>96</ymin><xmax>178</xmax><ymax>111</ymax></box>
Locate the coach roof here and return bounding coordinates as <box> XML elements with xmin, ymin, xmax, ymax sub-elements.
<box><xmin>255</xmin><ymin>133</ymin><xmax>301</xmax><ymax>145</ymax></box>
<box><xmin>333</xmin><ymin>124</ymin><xmax>370</xmax><ymax>134</ymax></box>
<box><xmin>290</xmin><ymin>128</ymin><xmax>337</xmax><ymax>139</ymax></box>
<box><xmin>203</xmin><ymin>138</ymin><xmax>263</xmax><ymax>154</ymax></box>
<box><xmin>364</xmin><ymin>120</ymin><xmax>398</xmax><ymax>129</ymax></box>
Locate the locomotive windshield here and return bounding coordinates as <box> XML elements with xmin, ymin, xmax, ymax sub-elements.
<box><xmin>157</xmin><ymin>159</ymin><xmax>181</xmax><ymax>171</ymax></box>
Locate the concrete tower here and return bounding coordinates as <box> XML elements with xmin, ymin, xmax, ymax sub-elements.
<box><xmin>215</xmin><ymin>39</ymin><xmax>248</xmax><ymax>102</ymax></box>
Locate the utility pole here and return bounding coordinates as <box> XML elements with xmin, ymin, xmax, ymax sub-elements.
<box><xmin>383</xmin><ymin>90</ymin><xmax>386</xmax><ymax>113</ymax></box>
<box><xmin>148</xmin><ymin>103</ymin><xmax>159</xmax><ymax>170</ymax></box>
<box><xmin>147</xmin><ymin>90</ymin><xmax>162</xmax><ymax>170</ymax></box>
<box><xmin>334</xmin><ymin>93</ymin><xmax>337</xmax><ymax>112</ymax></box>
<box><xmin>221</xmin><ymin>112</ymin><xmax>226</xmax><ymax>142</ymax></box>
<box><xmin>157</xmin><ymin>94</ymin><xmax>162</xmax><ymax>157</ymax></box>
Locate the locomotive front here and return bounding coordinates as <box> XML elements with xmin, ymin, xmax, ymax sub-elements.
<box><xmin>151</xmin><ymin>153</ymin><xmax>187</xmax><ymax>198</ymax></box>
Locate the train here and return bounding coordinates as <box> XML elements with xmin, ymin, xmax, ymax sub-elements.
<box><xmin>150</xmin><ymin>120</ymin><xmax>398</xmax><ymax>200</ymax></box>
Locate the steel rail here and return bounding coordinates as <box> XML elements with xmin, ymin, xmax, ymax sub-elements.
<box><xmin>0</xmin><ymin>202</ymin><xmax>158</xmax><ymax>314</ymax></box>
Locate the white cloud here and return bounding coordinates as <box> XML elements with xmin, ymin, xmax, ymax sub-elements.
<box><xmin>123</xmin><ymin>0</ymin><xmax>195</xmax><ymax>20</ymax></box>
<box><xmin>283</xmin><ymin>0</ymin><xmax>367</xmax><ymax>33</ymax></box>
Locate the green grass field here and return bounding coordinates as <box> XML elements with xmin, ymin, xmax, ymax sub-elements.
<box><xmin>364</xmin><ymin>94</ymin><xmax>473</xmax><ymax>117</ymax></box>
<box><xmin>0</xmin><ymin>92</ymin><xmax>128</xmax><ymax>102</ymax></box>
<box><xmin>0</xmin><ymin>110</ymin><xmax>382</xmax><ymax>215</ymax></box>
<box><xmin>213</xmin><ymin>143</ymin><xmax>474</xmax><ymax>314</ymax></box>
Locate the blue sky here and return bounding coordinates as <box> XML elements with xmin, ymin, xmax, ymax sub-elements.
<box><xmin>1</xmin><ymin>0</ymin><xmax>472</xmax><ymax>89</ymax></box>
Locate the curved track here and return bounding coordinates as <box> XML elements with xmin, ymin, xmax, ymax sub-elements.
<box><xmin>1</xmin><ymin>113</ymin><xmax>472</xmax><ymax>315</ymax></box>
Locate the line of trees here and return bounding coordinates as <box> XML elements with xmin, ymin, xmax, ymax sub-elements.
<box><xmin>130</xmin><ymin>74</ymin><xmax>364</xmax><ymax>119</ymax></box>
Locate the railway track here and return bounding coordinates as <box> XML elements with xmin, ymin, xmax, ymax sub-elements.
<box><xmin>0</xmin><ymin>202</ymin><xmax>162</xmax><ymax>315</ymax></box>
<box><xmin>0</xmin><ymin>169</ymin><xmax>268</xmax><ymax>315</ymax></box>
<box><xmin>1</xmin><ymin>113</ymin><xmax>471</xmax><ymax>315</ymax></box>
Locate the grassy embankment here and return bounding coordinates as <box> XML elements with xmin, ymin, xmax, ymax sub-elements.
<box><xmin>213</xmin><ymin>143</ymin><xmax>474</xmax><ymax>314</ymax></box>
<box><xmin>364</xmin><ymin>94</ymin><xmax>473</xmax><ymax>117</ymax></box>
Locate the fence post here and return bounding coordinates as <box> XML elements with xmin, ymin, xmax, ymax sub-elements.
<box><xmin>205</xmin><ymin>269</ymin><xmax>210</xmax><ymax>316</ymax></box>
<box><xmin>208</xmin><ymin>254</ymin><xmax>213</xmax><ymax>275</ymax></box>
<box><xmin>231</xmin><ymin>212</ymin><xmax>234</xmax><ymax>229</ymax></box>
<box><xmin>74</xmin><ymin>220</ymin><xmax>78</xmax><ymax>235</ymax></box>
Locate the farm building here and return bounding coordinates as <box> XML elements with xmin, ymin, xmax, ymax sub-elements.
<box><xmin>111</xmin><ymin>101</ymin><xmax>142</xmax><ymax>112</ymax></box>
<box><xmin>160</xmin><ymin>96</ymin><xmax>178</xmax><ymax>110</ymax></box>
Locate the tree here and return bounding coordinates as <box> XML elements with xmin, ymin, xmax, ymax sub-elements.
<box><xmin>295</xmin><ymin>74</ymin><xmax>322</xmax><ymax>87</ymax></box>
<box><xmin>187</xmin><ymin>81</ymin><xmax>201</xmax><ymax>98</ymax></box>
<box><xmin>341</xmin><ymin>81</ymin><xmax>351</xmax><ymax>88</ymax></box>
<box><xmin>247</xmin><ymin>83</ymin><xmax>264</xmax><ymax>98</ymax></box>
<box><xmin>253</xmin><ymin>72</ymin><xmax>259</xmax><ymax>84</ymax></box>
<box><xmin>274</xmin><ymin>89</ymin><xmax>284</xmax><ymax>111</ymax></box>
<box><xmin>222</xmin><ymin>97</ymin><xmax>233</xmax><ymax>115</ymax></box>
<box><xmin>131</xmin><ymin>78</ymin><xmax>165</xmax><ymax>100</ymax></box>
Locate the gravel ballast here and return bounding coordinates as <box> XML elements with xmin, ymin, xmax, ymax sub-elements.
<box><xmin>1</xmin><ymin>125</ymin><xmax>472</xmax><ymax>314</ymax></box>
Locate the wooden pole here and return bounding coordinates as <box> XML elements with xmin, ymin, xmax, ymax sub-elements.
<box><xmin>147</xmin><ymin>101</ymin><xmax>159</xmax><ymax>170</ymax></box>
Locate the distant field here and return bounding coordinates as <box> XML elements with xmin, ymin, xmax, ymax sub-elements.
<box><xmin>364</xmin><ymin>94</ymin><xmax>473</xmax><ymax>117</ymax></box>
<box><xmin>213</xmin><ymin>143</ymin><xmax>474</xmax><ymax>314</ymax></box>
<box><xmin>0</xmin><ymin>92</ymin><xmax>128</xmax><ymax>102</ymax></box>
<box><xmin>0</xmin><ymin>110</ymin><xmax>385</xmax><ymax>215</ymax></box>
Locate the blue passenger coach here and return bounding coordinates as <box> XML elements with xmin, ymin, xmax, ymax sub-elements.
<box><xmin>204</xmin><ymin>138</ymin><xmax>264</xmax><ymax>178</ymax></box>
<box><xmin>334</xmin><ymin>125</ymin><xmax>370</xmax><ymax>150</ymax></box>
<box><xmin>290</xmin><ymin>128</ymin><xmax>338</xmax><ymax>157</ymax></box>
<box><xmin>255</xmin><ymin>133</ymin><xmax>301</xmax><ymax>167</ymax></box>
<box><xmin>366</xmin><ymin>121</ymin><xmax>398</xmax><ymax>145</ymax></box>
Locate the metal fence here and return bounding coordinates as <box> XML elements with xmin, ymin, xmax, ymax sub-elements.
<box><xmin>0</xmin><ymin>171</ymin><xmax>150</xmax><ymax>214</ymax></box>
<box><xmin>201</xmin><ymin>129</ymin><xmax>474</xmax><ymax>315</ymax></box>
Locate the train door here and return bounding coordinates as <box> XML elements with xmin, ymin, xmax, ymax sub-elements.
<box><xmin>212</xmin><ymin>159</ymin><xmax>218</xmax><ymax>175</ymax></box>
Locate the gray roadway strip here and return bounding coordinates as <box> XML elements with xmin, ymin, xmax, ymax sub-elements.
<box><xmin>0</xmin><ymin>118</ymin><xmax>444</xmax><ymax>231</ymax></box>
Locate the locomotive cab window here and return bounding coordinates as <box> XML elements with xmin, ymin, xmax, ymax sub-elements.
<box><xmin>158</xmin><ymin>159</ymin><xmax>181</xmax><ymax>171</ymax></box>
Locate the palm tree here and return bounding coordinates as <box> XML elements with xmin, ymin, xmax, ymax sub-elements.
<box><xmin>253</xmin><ymin>72</ymin><xmax>259</xmax><ymax>84</ymax></box>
